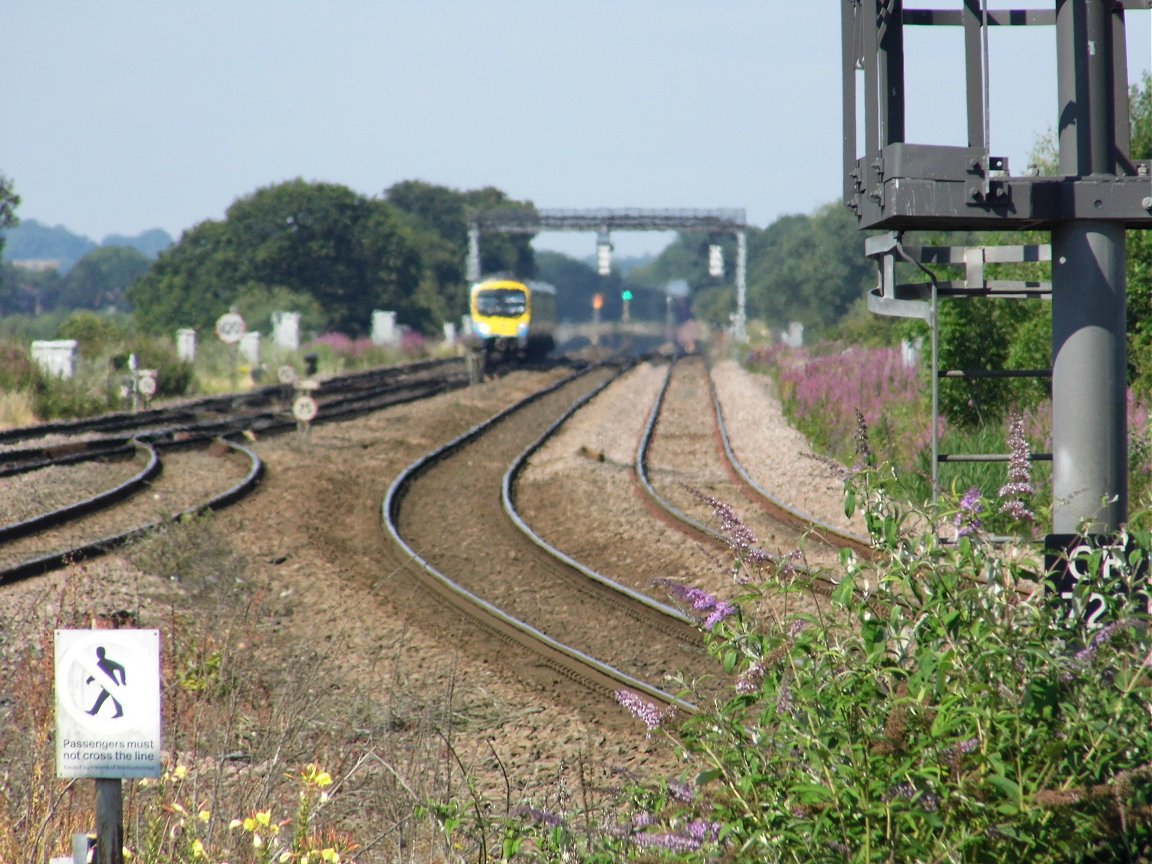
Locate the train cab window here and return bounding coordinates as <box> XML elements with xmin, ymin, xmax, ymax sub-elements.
<box><xmin>475</xmin><ymin>289</ymin><xmax>527</xmax><ymax>317</ymax></box>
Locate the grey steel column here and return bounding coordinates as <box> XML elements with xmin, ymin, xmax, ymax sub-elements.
<box><xmin>1051</xmin><ymin>222</ymin><xmax>1127</xmax><ymax>534</ymax></box>
<box><xmin>734</xmin><ymin>231</ymin><xmax>747</xmax><ymax>344</ymax></box>
<box><xmin>1051</xmin><ymin>0</ymin><xmax>1128</xmax><ymax>534</ymax></box>
<box><xmin>466</xmin><ymin>223</ymin><xmax>481</xmax><ymax>283</ymax></box>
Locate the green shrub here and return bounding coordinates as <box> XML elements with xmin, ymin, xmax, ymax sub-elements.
<box><xmin>435</xmin><ymin>459</ymin><xmax>1152</xmax><ymax>862</ymax></box>
<box><xmin>125</xmin><ymin>337</ymin><xmax>196</xmax><ymax>397</ymax></box>
<box><xmin>58</xmin><ymin>310</ymin><xmax>132</xmax><ymax>357</ymax></box>
<box><xmin>0</xmin><ymin>342</ymin><xmax>42</xmax><ymax>391</ymax></box>
<box><xmin>30</xmin><ymin>369</ymin><xmax>114</xmax><ymax>420</ymax></box>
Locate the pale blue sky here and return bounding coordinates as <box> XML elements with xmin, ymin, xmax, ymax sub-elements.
<box><xmin>3</xmin><ymin>2</ymin><xmax>1149</xmax><ymax>258</ymax></box>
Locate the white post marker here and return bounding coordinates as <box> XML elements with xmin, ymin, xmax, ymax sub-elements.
<box><xmin>55</xmin><ymin>629</ymin><xmax>162</xmax><ymax>779</ymax></box>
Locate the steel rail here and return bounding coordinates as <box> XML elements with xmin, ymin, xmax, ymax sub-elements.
<box><xmin>501</xmin><ymin>371</ymin><xmax>699</xmax><ymax>632</ymax></box>
<box><xmin>0</xmin><ymin>438</ymin><xmax>263</xmax><ymax>586</ymax></box>
<box><xmin>0</xmin><ymin>441</ymin><xmax>161</xmax><ymax>543</ymax></box>
<box><xmin>631</xmin><ymin>355</ymin><xmax>874</xmax><ymax>602</ymax></box>
<box><xmin>382</xmin><ymin>360</ymin><xmax>700</xmax><ymax>711</ymax></box>
<box><xmin>707</xmin><ymin>370</ymin><xmax>874</xmax><ymax>556</ymax></box>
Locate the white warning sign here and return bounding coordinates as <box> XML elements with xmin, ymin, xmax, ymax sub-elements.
<box><xmin>54</xmin><ymin>629</ymin><xmax>162</xmax><ymax>779</ymax></box>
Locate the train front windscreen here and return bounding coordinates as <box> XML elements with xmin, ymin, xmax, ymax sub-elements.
<box><xmin>475</xmin><ymin>289</ymin><xmax>527</xmax><ymax>317</ymax></box>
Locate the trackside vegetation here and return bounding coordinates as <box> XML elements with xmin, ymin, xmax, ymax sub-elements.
<box><xmin>423</xmin><ymin>426</ymin><xmax>1152</xmax><ymax>863</ymax></box>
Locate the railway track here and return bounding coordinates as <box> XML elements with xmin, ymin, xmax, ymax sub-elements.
<box><xmin>2</xmin><ymin>349</ymin><xmax>875</xmax><ymax>710</ymax></box>
<box><xmin>0</xmin><ymin>357</ymin><xmax>481</xmax><ymax>586</ymax></box>
<box><xmin>636</xmin><ymin>354</ymin><xmax>872</xmax><ymax>581</ymax></box>
<box><xmin>0</xmin><ymin>357</ymin><xmax>471</xmax><ymax>456</ymax></box>
<box><xmin>384</xmin><ymin>353</ymin><xmax>881</xmax><ymax>711</ymax></box>
<box><xmin>384</xmin><ymin>359</ymin><xmax>710</xmax><ymax>712</ymax></box>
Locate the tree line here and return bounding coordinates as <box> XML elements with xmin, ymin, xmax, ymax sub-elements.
<box><xmin>0</xmin><ymin>73</ymin><xmax>1147</xmax><ymax>421</ymax></box>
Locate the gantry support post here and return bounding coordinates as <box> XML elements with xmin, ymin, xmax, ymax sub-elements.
<box><xmin>1051</xmin><ymin>0</ymin><xmax>1128</xmax><ymax>534</ymax></box>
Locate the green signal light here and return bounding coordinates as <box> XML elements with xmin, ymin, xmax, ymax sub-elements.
<box><xmin>621</xmin><ymin>290</ymin><xmax>633</xmax><ymax>301</ymax></box>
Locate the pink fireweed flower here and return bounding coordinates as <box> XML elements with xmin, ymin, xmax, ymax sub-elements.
<box><xmin>998</xmin><ymin>411</ymin><xmax>1035</xmax><ymax>521</ymax></box>
<box><xmin>654</xmin><ymin>578</ymin><xmax>736</xmax><ymax>630</ymax></box>
<box><xmin>615</xmin><ymin>690</ymin><xmax>676</xmax><ymax>733</ymax></box>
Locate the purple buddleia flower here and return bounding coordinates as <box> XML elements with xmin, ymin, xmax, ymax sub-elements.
<box><xmin>615</xmin><ymin>690</ymin><xmax>675</xmax><ymax>733</ymax></box>
<box><xmin>703</xmin><ymin>600</ymin><xmax>737</xmax><ymax>630</ymax></box>
<box><xmin>998</xmin><ymin>411</ymin><xmax>1035</xmax><ymax>521</ymax></box>
<box><xmin>515</xmin><ymin>806</ymin><xmax>565</xmax><ymax>828</ymax></box>
<box><xmin>775</xmin><ymin>684</ymin><xmax>794</xmax><ymax>715</ymax></box>
<box><xmin>955</xmin><ymin>486</ymin><xmax>983</xmax><ymax>537</ymax></box>
<box><xmin>684</xmin><ymin>820</ymin><xmax>723</xmax><ymax>843</ymax></box>
<box><xmin>631</xmin><ymin>811</ymin><xmax>657</xmax><ymax>829</ymax></box>
<box><xmin>667</xmin><ymin>780</ymin><xmax>695</xmax><ymax>804</ymax></box>
<box><xmin>654</xmin><ymin>578</ymin><xmax>736</xmax><ymax>630</ymax></box>
<box><xmin>686</xmin><ymin>488</ymin><xmax>773</xmax><ymax>566</ymax></box>
<box><xmin>631</xmin><ymin>832</ymin><xmax>702</xmax><ymax>853</ymax></box>
<box><xmin>736</xmin><ymin>660</ymin><xmax>766</xmax><ymax>694</ymax></box>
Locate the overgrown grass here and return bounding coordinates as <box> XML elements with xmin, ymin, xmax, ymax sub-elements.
<box><xmin>0</xmin><ymin>512</ymin><xmax>582</xmax><ymax>863</ymax></box>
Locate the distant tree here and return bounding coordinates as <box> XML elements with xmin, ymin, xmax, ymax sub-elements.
<box><xmin>747</xmin><ymin>204</ymin><xmax>873</xmax><ymax>336</ymax></box>
<box><xmin>0</xmin><ymin>173</ymin><xmax>19</xmax><ymax>260</ymax></box>
<box><xmin>384</xmin><ymin>180</ymin><xmax>538</xmax><ymax>320</ymax></box>
<box><xmin>1</xmin><ymin>218</ymin><xmax>96</xmax><ymax>272</ymax></box>
<box><xmin>536</xmin><ymin>251</ymin><xmax>601</xmax><ymax>320</ymax></box>
<box><xmin>61</xmin><ymin>246</ymin><xmax>150</xmax><ymax>311</ymax></box>
<box><xmin>0</xmin><ymin>262</ymin><xmax>64</xmax><ymax>316</ymax></box>
<box><xmin>130</xmin><ymin>180</ymin><xmax>432</xmax><ymax>337</ymax></box>
<box><xmin>101</xmin><ymin>228</ymin><xmax>173</xmax><ymax>258</ymax></box>
<box><xmin>129</xmin><ymin>219</ymin><xmax>240</xmax><ymax>334</ymax></box>
<box><xmin>223</xmin><ymin>180</ymin><xmax>395</xmax><ymax>335</ymax></box>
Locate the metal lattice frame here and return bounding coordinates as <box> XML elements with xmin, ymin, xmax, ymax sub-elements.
<box><xmin>844</xmin><ymin>0</ymin><xmax>1150</xmax><ymax>537</ymax></box>
<box><xmin>467</xmin><ymin>207</ymin><xmax>750</xmax><ymax>342</ymax></box>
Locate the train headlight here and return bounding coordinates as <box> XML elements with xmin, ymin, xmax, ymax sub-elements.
<box><xmin>474</xmin><ymin>321</ymin><xmax>491</xmax><ymax>337</ymax></box>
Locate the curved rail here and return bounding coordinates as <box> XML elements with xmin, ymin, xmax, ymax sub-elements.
<box><xmin>500</xmin><ymin>373</ymin><xmax>698</xmax><ymax>629</ymax></box>
<box><xmin>0</xmin><ymin>438</ymin><xmax>263</xmax><ymax>586</ymax></box>
<box><xmin>634</xmin><ymin>355</ymin><xmax>872</xmax><ymax>580</ymax></box>
<box><xmin>707</xmin><ymin>368</ymin><xmax>873</xmax><ymax>556</ymax></box>
<box><xmin>382</xmin><ymin>361</ymin><xmax>699</xmax><ymax>711</ymax></box>
<box><xmin>0</xmin><ymin>441</ymin><xmax>161</xmax><ymax>543</ymax></box>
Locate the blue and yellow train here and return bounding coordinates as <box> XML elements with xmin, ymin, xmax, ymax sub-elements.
<box><xmin>468</xmin><ymin>277</ymin><xmax>557</xmax><ymax>360</ymax></box>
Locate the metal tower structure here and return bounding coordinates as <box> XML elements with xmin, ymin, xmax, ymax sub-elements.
<box><xmin>466</xmin><ymin>207</ymin><xmax>749</xmax><ymax>342</ymax></box>
<box><xmin>842</xmin><ymin>0</ymin><xmax>1152</xmax><ymax>541</ymax></box>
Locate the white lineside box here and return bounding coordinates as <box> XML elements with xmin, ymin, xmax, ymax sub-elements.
<box><xmin>31</xmin><ymin>340</ymin><xmax>78</xmax><ymax>379</ymax></box>
<box><xmin>271</xmin><ymin>311</ymin><xmax>301</xmax><ymax>351</ymax></box>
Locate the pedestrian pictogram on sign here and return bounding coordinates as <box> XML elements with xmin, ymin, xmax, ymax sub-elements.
<box><xmin>55</xmin><ymin>630</ymin><xmax>162</xmax><ymax>779</ymax></box>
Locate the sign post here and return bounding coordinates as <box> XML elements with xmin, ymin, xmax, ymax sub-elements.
<box><xmin>215</xmin><ymin>312</ymin><xmax>247</xmax><ymax>391</ymax></box>
<box><xmin>55</xmin><ymin>629</ymin><xmax>162</xmax><ymax>864</ymax></box>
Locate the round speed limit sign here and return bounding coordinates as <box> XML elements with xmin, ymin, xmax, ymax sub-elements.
<box><xmin>293</xmin><ymin>395</ymin><xmax>318</xmax><ymax>423</ymax></box>
<box><xmin>215</xmin><ymin>312</ymin><xmax>246</xmax><ymax>345</ymax></box>
<box><xmin>137</xmin><ymin>373</ymin><xmax>157</xmax><ymax>398</ymax></box>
